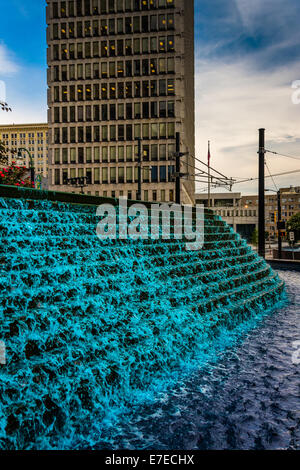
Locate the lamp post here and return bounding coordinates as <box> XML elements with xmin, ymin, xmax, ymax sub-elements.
<box><xmin>63</xmin><ymin>176</ymin><xmax>89</xmax><ymax>195</ymax></box>
<box><xmin>18</xmin><ymin>148</ymin><xmax>35</xmax><ymax>187</ymax></box>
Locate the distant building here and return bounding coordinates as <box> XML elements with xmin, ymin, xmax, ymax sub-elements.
<box><xmin>264</xmin><ymin>187</ymin><xmax>300</xmax><ymax>238</ymax></box>
<box><xmin>195</xmin><ymin>187</ymin><xmax>300</xmax><ymax>241</ymax></box>
<box><xmin>46</xmin><ymin>0</ymin><xmax>195</xmax><ymax>203</ymax></box>
<box><xmin>195</xmin><ymin>192</ymin><xmax>258</xmax><ymax>241</ymax></box>
<box><xmin>0</xmin><ymin>123</ymin><xmax>49</xmax><ymax>179</ymax></box>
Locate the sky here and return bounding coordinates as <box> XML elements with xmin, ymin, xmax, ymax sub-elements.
<box><xmin>1</xmin><ymin>0</ymin><xmax>300</xmax><ymax>194</ymax></box>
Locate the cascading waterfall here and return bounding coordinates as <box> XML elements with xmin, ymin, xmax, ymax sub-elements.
<box><xmin>0</xmin><ymin>191</ymin><xmax>285</xmax><ymax>449</ymax></box>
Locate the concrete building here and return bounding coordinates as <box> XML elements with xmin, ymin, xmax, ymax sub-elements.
<box><xmin>196</xmin><ymin>187</ymin><xmax>300</xmax><ymax>241</ymax></box>
<box><xmin>46</xmin><ymin>0</ymin><xmax>195</xmax><ymax>203</ymax></box>
<box><xmin>0</xmin><ymin>123</ymin><xmax>49</xmax><ymax>179</ymax></box>
<box><xmin>265</xmin><ymin>187</ymin><xmax>300</xmax><ymax>238</ymax></box>
<box><xmin>195</xmin><ymin>192</ymin><xmax>258</xmax><ymax>241</ymax></box>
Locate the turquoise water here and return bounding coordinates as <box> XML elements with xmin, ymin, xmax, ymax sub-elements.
<box><xmin>0</xmin><ymin>197</ymin><xmax>284</xmax><ymax>450</ymax></box>
<box><xmin>103</xmin><ymin>269</ymin><xmax>298</xmax><ymax>451</ymax></box>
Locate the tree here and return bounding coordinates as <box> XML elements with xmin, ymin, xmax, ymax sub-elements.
<box><xmin>287</xmin><ymin>212</ymin><xmax>300</xmax><ymax>242</ymax></box>
<box><xmin>0</xmin><ymin>141</ymin><xmax>10</xmax><ymax>166</ymax></box>
<box><xmin>0</xmin><ymin>162</ymin><xmax>33</xmax><ymax>188</ymax></box>
<box><xmin>251</xmin><ymin>228</ymin><xmax>258</xmax><ymax>246</ymax></box>
<box><xmin>251</xmin><ymin>228</ymin><xmax>269</xmax><ymax>246</ymax></box>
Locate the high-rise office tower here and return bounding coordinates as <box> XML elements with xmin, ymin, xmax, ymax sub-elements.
<box><xmin>47</xmin><ymin>0</ymin><xmax>195</xmax><ymax>203</ymax></box>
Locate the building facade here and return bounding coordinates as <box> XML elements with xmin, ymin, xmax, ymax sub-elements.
<box><xmin>46</xmin><ymin>0</ymin><xmax>195</xmax><ymax>203</ymax></box>
<box><xmin>196</xmin><ymin>187</ymin><xmax>300</xmax><ymax>241</ymax></box>
<box><xmin>195</xmin><ymin>192</ymin><xmax>258</xmax><ymax>241</ymax></box>
<box><xmin>0</xmin><ymin>123</ymin><xmax>49</xmax><ymax>179</ymax></box>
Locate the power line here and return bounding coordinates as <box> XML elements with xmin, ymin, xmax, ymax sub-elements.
<box><xmin>266</xmin><ymin>149</ymin><xmax>300</xmax><ymax>161</ymax></box>
<box><xmin>265</xmin><ymin>158</ymin><xmax>278</xmax><ymax>192</ymax></box>
<box><xmin>193</xmin><ymin>155</ymin><xmax>231</xmax><ymax>180</ymax></box>
<box><xmin>234</xmin><ymin>168</ymin><xmax>300</xmax><ymax>185</ymax></box>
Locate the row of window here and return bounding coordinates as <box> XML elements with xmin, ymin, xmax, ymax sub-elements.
<box><xmin>52</xmin><ymin>79</ymin><xmax>175</xmax><ymax>102</ymax></box>
<box><xmin>53</xmin><ymin>121</ymin><xmax>176</xmax><ymax>143</ymax></box>
<box><xmin>53</xmin><ymin>143</ymin><xmax>176</xmax><ymax>163</ymax></box>
<box><xmin>216</xmin><ymin>210</ymin><xmax>258</xmax><ymax>218</ymax></box>
<box><xmin>1</xmin><ymin>133</ymin><xmax>47</xmax><ymax>139</ymax></box>
<box><xmin>92</xmin><ymin>189</ymin><xmax>174</xmax><ymax>202</ymax></box>
<box><xmin>86</xmin><ymin>189</ymin><xmax>174</xmax><ymax>202</ymax></box>
<box><xmin>52</xmin><ymin>57</ymin><xmax>175</xmax><ymax>81</ymax></box>
<box><xmin>51</xmin><ymin>0</ymin><xmax>175</xmax><ymax>19</ymax></box>
<box><xmin>52</xmin><ymin>14</ymin><xmax>175</xmax><ymax>40</ymax></box>
<box><xmin>54</xmin><ymin>164</ymin><xmax>175</xmax><ymax>185</ymax></box>
<box><xmin>52</xmin><ymin>36</ymin><xmax>175</xmax><ymax>61</ymax></box>
<box><xmin>2</xmin><ymin>140</ymin><xmax>48</xmax><ymax>147</ymax></box>
<box><xmin>53</xmin><ymin>101</ymin><xmax>175</xmax><ymax>123</ymax></box>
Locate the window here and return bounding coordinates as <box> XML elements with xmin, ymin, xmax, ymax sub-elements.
<box><xmin>159</xmin><ymin>79</ymin><xmax>166</xmax><ymax>95</ymax></box>
<box><xmin>160</xmin><ymin>166</ymin><xmax>167</xmax><ymax>182</ymax></box>
<box><xmin>94</xmin><ymin>147</ymin><xmax>100</xmax><ymax>162</ymax></box>
<box><xmin>126</xmin><ymin>167</ymin><xmax>133</xmax><ymax>183</ymax></box>
<box><xmin>125</xmin><ymin>39</ymin><xmax>132</xmax><ymax>55</ymax></box>
<box><xmin>151</xmin><ymin>167</ymin><xmax>158</xmax><ymax>183</ymax></box>
<box><xmin>159</xmin><ymin>101</ymin><xmax>167</xmax><ymax>117</ymax></box>
<box><xmin>118</xmin><ymin>166</ymin><xmax>125</xmax><ymax>182</ymax></box>
<box><xmin>134</xmin><ymin>124</ymin><xmax>141</xmax><ymax>139</ymax></box>
<box><xmin>167</xmin><ymin>79</ymin><xmax>175</xmax><ymax>95</ymax></box>
<box><xmin>151</xmin><ymin>144</ymin><xmax>158</xmax><ymax>161</ymax></box>
<box><xmin>151</xmin><ymin>123</ymin><xmax>158</xmax><ymax>139</ymax></box>
<box><xmin>133</xmin><ymin>16</ymin><xmax>140</xmax><ymax>32</ymax></box>
<box><xmin>134</xmin><ymin>38</ymin><xmax>140</xmax><ymax>54</ymax></box>
<box><xmin>54</xmin><ymin>148</ymin><xmax>60</xmax><ymax>164</ymax></box>
<box><xmin>134</xmin><ymin>103</ymin><xmax>141</xmax><ymax>118</ymax></box>
<box><xmin>142</xmin><ymin>38</ymin><xmax>149</xmax><ymax>53</ymax></box>
<box><xmin>168</xmin><ymin>101</ymin><xmax>175</xmax><ymax>117</ymax></box>
<box><xmin>167</xmin><ymin>36</ymin><xmax>175</xmax><ymax>52</ymax></box>
<box><xmin>77</xmin><ymin>64</ymin><xmax>83</xmax><ymax>79</ymax></box>
<box><xmin>102</xmin><ymin>167</ymin><xmax>108</xmax><ymax>183</ymax></box>
<box><xmin>142</xmin><ymin>16</ymin><xmax>149</xmax><ymax>31</ymax></box>
<box><xmin>94</xmin><ymin>168</ymin><xmax>100</xmax><ymax>184</ymax></box>
<box><xmin>70</xmin><ymin>148</ymin><xmax>76</xmax><ymax>163</ymax></box>
<box><xmin>110</xmin><ymin>167</ymin><xmax>117</xmax><ymax>183</ymax></box>
<box><xmin>117</xmin><ymin>0</ymin><xmax>124</xmax><ymax>11</ymax></box>
<box><xmin>110</xmin><ymin>125</ymin><xmax>117</xmax><ymax>141</ymax></box>
<box><xmin>55</xmin><ymin>169</ymin><xmax>60</xmax><ymax>185</ymax></box>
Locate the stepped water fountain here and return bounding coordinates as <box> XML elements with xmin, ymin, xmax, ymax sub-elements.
<box><xmin>0</xmin><ymin>185</ymin><xmax>285</xmax><ymax>449</ymax></box>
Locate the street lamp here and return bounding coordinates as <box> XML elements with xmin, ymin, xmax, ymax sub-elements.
<box><xmin>265</xmin><ymin>189</ymin><xmax>283</xmax><ymax>260</ymax></box>
<box><xmin>63</xmin><ymin>176</ymin><xmax>89</xmax><ymax>195</ymax></box>
<box><xmin>18</xmin><ymin>148</ymin><xmax>35</xmax><ymax>187</ymax></box>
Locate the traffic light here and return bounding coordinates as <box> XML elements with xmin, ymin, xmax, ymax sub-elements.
<box><xmin>270</xmin><ymin>211</ymin><xmax>278</xmax><ymax>224</ymax></box>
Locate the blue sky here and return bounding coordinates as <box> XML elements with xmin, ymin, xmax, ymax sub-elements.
<box><xmin>1</xmin><ymin>0</ymin><xmax>300</xmax><ymax>193</ymax></box>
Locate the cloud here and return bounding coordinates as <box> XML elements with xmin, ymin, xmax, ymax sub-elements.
<box><xmin>195</xmin><ymin>55</ymin><xmax>300</xmax><ymax>194</ymax></box>
<box><xmin>0</xmin><ymin>64</ymin><xmax>47</xmax><ymax>125</ymax></box>
<box><xmin>0</xmin><ymin>43</ymin><xmax>19</xmax><ymax>76</ymax></box>
<box><xmin>0</xmin><ymin>41</ymin><xmax>46</xmax><ymax>125</ymax></box>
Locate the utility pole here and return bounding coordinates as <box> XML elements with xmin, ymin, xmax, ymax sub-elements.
<box><xmin>208</xmin><ymin>141</ymin><xmax>211</xmax><ymax>208</ymax></box>
<box><xmin>277</xmin><ymin>190</ymin><xmax>282</xmax><ymax>259</ymax></box>
<box><xmin>137</xmin><ymin>138</ymin><xmax>142</xmax><ymax>201</ymax></box>
<box><xmin>175</xmin><ymin>132</ymin><xmax>181</xmax><ymax>205</ymax></box>
<box><xmin>258</xmin><ymin>128</ymin><xmax>266</xmax><ymax>259</ymax></box>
